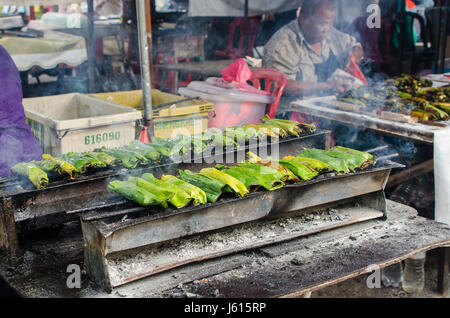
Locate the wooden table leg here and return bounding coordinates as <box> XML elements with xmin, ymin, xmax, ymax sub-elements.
<box><xmin>437</xmin><ymin>246</ymin><xmax>449</xmax><ymax>297</ymax></box>
<box><xmin>0</xmin><ymin>198</ymin><xmax>20</xmax><ymax>262</ymax></box>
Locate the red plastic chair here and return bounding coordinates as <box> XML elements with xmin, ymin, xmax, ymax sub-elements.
<box><xmin>248</xmin><ymin>68</ymin><xmax>287</xmax><ymax>119</ymax></box>
<box><xmin>214</xmin><ymin>17</ymin><xmax>261</xmax><ymax>60</ymax></box>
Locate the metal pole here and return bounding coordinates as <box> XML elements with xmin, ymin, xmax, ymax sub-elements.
<box><xmin>244</xmin><ymin>0</ymin><xmax>248</xmax><ymax>54</ymax></box>
<box><xmin>145</xmin><ymin>0</ymin><xmax>154</xmax><ymax>82</ymax></box>
<box><xmin>435</xmin><ymin>3</ymin><xmax>443</xmax><ymax>72</ymax></box>
<box><xmin>87</xmin><ymin>0</ymin><xmax>96</xmax><ymax>93</ymax></box>
<box><xmin>136</xmin><ymin>0</ymin><xmax>153</xmax><ymax>133</ymax></box>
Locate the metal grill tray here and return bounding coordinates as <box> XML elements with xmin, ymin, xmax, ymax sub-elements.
<box><xmin>0</xmin><ymin>130</ymin><xmax>328</xmax><ymax>196</ymax></box>
<box><xmin>82</xmin><ymin>160</ymin><xmax>402</xmax><ymax>291</ymax></box>
<box><xmin>82</xmin><ymin>160</ymin><xmax>402</xmax><ymax>255</ymax></box>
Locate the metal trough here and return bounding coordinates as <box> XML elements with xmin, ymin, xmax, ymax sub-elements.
<box><xmin>81</xmin><ymin>160</ymin><xmax>400</xmax><ymax>291</ymax></box>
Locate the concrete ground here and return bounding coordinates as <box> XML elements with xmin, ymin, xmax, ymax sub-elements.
<box><xmin>311</xmin><ymin>249</ymin><xmax>449</xmax><ymax>298</ymax></box>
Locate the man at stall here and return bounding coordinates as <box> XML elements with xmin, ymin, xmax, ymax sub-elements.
<box><xmin>263</xmin><ymin>0</ymin><xmax>364</xmax><ymax>116</ymax></box>
<box><xmin>0</xmin><ymin>45</ymin><xmax>43</xmax><ymax>178</ymax></box>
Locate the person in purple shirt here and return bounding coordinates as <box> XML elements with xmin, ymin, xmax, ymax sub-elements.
<box><xmin>0</xmin><ymin>45</ymin><xmax>42</xmax><ymax>178</ymax></box>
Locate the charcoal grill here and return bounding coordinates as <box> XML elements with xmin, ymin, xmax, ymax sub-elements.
<box><xmin>81</xmin><ymin>158</ymin><xmax>402</xmax><ymax>291</ymax></box>
<box><xmin>0</xmin><ymin>130</ymin><xmax>330</xmax><ymax>257</ymax></box>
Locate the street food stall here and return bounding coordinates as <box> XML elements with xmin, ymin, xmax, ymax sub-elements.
<box><xmin>1</xmin><ymin>0</ymin><xmax>450</xmax><ymax>300</ymax></box>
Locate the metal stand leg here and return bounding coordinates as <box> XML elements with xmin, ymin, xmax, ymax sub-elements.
<box><xmin>437</xmin><ymin>247</ymin><xmax>449</xmax><ymax>297</ymax></box>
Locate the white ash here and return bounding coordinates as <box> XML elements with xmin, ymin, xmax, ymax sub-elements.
<box><xmin>106</xmin><ymin>204</ymin><xmax>361</xmax><ymax>284</ymax></box>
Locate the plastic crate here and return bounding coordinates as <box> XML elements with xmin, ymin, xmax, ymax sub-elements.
<box><xmin>90</xmin><ymin>89</ymin><xmax>214</xmax><ymax>139</ymax></box>
<box><xmin>23</xmin><ymin>93</ymin><xmax>142</xmax><ymax>155</ymax></box>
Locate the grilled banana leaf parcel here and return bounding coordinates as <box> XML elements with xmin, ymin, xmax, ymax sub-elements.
<box><xmin>191</xmin><ymin>135</ymin><xmax>207</xmax><ymax>154</ymax></box>
<box><xmin>123</xmin><ymin>141</ymin><xmax>161</xmax><ymax>161</ymax></box>
<box><xmin>245</xmin><ymin>153</ymin><xmax>299</xmax><ymax>182</ymax></box>
<box><xmin>260</xmin><ymin>118</ymin><xmax>302</xmax><ymax>137</ymax></box>
<box><xmin>199</xmin><ymin>168</ymin><xmax>249</xmax><ymax>197</ymax></box>
<box><xmin>58</xmin><ymin>152</ymin><xmax>106</xmax><ymax>173</ymax></box>
<box><xmin>224</xmin><ymin>126</ymin><xmax>260</xmax><ymax>142</ymax></box>
<box><xmin>161</xmin><ymin>175</ymin><xmax>207</xmax><ymax>205</ymax></box>
<box><xmin>139</xmin><ymin>138</ymin><xmax>172</xmax><ymax>158</ymax></box>
<box><xmin>95</xmin><ymin>148</ymin><xmax>139</xmax><ymax>169</ymax></box>
<box><xmin>128</xmin><ymin>177</ymin><xmax>170</xmax><ymax>208</ymax></box>
<box><xmin>283</xmin><ymin>156</ymin><xmax>331</xmax><ymax>173</ymax></box>
<box><xmin>278</xmin><ymin>159</ymin><xmax>319</xmax><ymax>181</ymax></box>
<box><xmin>331</xmin><ymin>146</ymin><xmax>376</xmax><ymax>167</ymax></box>
<box><xmin>242</xmin><ymin>124</ymin><xmax>283</xmax><ymax>139</ymax></box>
<box><xmin>85</xmin><ymin>152</ymin><xmax>117</xmax><ymax>166</ymax></box>
<box><xmin>153</xmin><ymin>135</ymin><xmax>191</xmax><ymax>157</ymax></box>
<box><xmin>11</xmin><ymin>162</ymin><xmax>49</xmax><ymax>189</ymax></box>
<box><xmin>261</xmin><ymin>116</ymin><xmax>316</xmax><ymax>134</ymax></box>
<box><xmin>321</xmin><ymin>149</ymin><xmax>368</xmax><ymax>171</ymax></box>
<box><xmin>203</xmin><ymin>128</ymin><xmax>237</xmax><ymax>147</ymax></box>
<box><xmin>141</xmin><ymin>173</ymin><xmax>191</xmax><ymax>208</ymax></box>
<box><xmin>220</xmin><ymin>165</ymin><xmax>284</xmax><ymax>191</ymax></box>
<box><xmin>178</xmin><ymin>169</ymin><xmax>226</xmax><ymax>203</ymax></box>
<box><xmin>108</xmin><ymin>180</ymin><xmax>163</xmax><ymax>206</ymax></box>
<box><xmin>118</xmin><ymin>149</ymin><xmax>150</xmax><ymax>165</ymax></box>
<box><xmin>299</xmin><ymin>149</ymin><xmax>350</xmax><ymax>173</ymax></box>
<box><xmin>39</xmin><ymin>154</ymin><xmax>78</xmax><ymax>179</ymax></box>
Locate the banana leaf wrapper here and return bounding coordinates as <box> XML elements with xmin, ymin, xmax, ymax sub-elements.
<box><xmin>245</xmin><ymin>152</ymin><xmax>299</xmax><ymax>182</ymax></box>
<box><xmin>261</xmin><ymin>118</ymin><xmax>301</xmax><ymax>137</ymax></box>
<box><xmin>59</xmin><ymin>152</ymin><xmax>106</xmax><ymax>172</ymax></box>
<box><xmin>95</xmin><ymin>148</ymin><xmax>139</xmax><ymax>169</ymax></box>
<box><xmin>153</xmin><ymin>136</ymin><xmax>191</xmax><ymax>157</ymax></box>
<box><xmin>178</xmin><ymin>169</ymin><xmax>225</xmax><ymax>203</ymax></box>
<box><xmin>242</xmin><ymin>124</ymin><xmax>281</xmax><ymax>139</ymax></box>
<box><xmin>11</xmin><ymin>162</ymin><xmax>49</xmax><ymax>189</ymax></box>
<box><xmin>433</xmin><ymin>102</ymin><xmax>450</xmax><ymax>115</ymax></box>
<box><xmin>203</xmin><ymin>129</ymin><xmax>237</xmax><ymax>147</ymax></box>
<box><xmin>57</xmin><ymin>153</ymin><xmax>90</xmax><ymax>173</ymax></box>
<box><xmin>128</xmin><ymin>177</ymin><xmax>170</xmax><ymax>208</ymax></box>
<box><xmin>224</xmin><ymin>127</ymin><xmax>259</xmax><ymax>142</ymax></box>
<box><xmin>85</xmin><ymin>152</ymin><xmax>117</xmax><ymax>166</ymax></box>
<box><xmin>199</xmin><ymin>168</ymin><xmax>249</xmax><ymax>197</ymax></box>
<box><xmin>108</xmin><ymin>180</ymin><xmax>163</xmax><ymax>207</ymax></box>
<box><xmin>331</xmin><ymin>146</ymin><xmax>376</xmax><ymax>167</ymax></box>
<box><xmin>424</xmin><ymin>104</ymin><xmax>450</xmax><ymax>120</ymax></box>
<box><xmin>123</xmin><ymin>142</ymin><xmax>161</xmax><ymax>161</ymax></box>
<box><xmin>191</xmin><ymin>136</ymin><xmax>207</xmax><ymax>154</ymax></box>
<box><xmin>299</xmin><ymin>149</ymin><xmax>350</xmax><ymax>173</ymax></box>
<box><xmin>141</xmin><ymin>139</ymin><xmax>173</xmax><ymax>158</ymax></box>
<box><xmin>39</xmin><ymin>154</ymin><xmax>78</xmax><ymax>179</ymax></box>
<box><xmin>161</xmin><ymin>175</ymin><xmax>207</xmax><ymax>205</ymax></box>
<box><xmin>322</xmin><ymin>150</ymin><xmax>368</xmax><ymax>171</ymax></box>
<box><xmin>411</xmin><ymin>110</ymin><xmax>436</xmax><ymax>121</ymax></box>
<box><xmin>244</xmin><ymin>124</ymin><xmax>288</xmax><ymax>138</ymax></box>
<box><xmin>220</xmin><ymin>165</ymin><xmax>284</xmax><ymax>191</ymax></box>
<box><xmin>261</xmin><ymin>115</ymin><xmax>316</xmax><ymax>134</ymax></box>
<box><xmin>118</xmin><ymin>149</ymin><xmax>150</xmax><ymax>165</ymax></box>
<box><xmin>141</xmin><ymin>173</ymin><xmax>191</xmax><ymax>208</ymax></box>
<box><xmin>283</xmin><ymin>156</ymin><xmax>331</xmax><ymax>173</ymax></box>
<box><xmin>278</xmin><ymin>159</ymin><xmax>319</xmax><ymax>181</ymax></box>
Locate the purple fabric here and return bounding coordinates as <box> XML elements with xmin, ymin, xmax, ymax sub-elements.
<box><xmin>0</xmin><ymin>45</ymin><xmax>42</xmax><ymax>178</ymax></box>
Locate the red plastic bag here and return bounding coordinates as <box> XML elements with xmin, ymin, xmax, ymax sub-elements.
<box><xmin>219</xmin><ymin>58</ymin><xmax>271</xmax><ymax>95</ymax></box>
<box><xmin>347</xmin><ymin>55</ymin><xmax>368</xmax><ymax>85</ymax></box>
<box><xmin>221</xmin><ymin>58</ymin><xmax>252</xmax><ymax>84</ymax></box>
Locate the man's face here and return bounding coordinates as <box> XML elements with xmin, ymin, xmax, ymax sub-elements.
<box><xmin>301</xmin><ymin>6</ymin><xmax>337</xmax><ymax>44</ymax></box>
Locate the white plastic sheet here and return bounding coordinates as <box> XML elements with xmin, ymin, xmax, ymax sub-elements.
<box><xmin>188</xmin><ymin>0</ymin><xmax>303</xmax><ymax>17</ymax></box>
<box><xmin>434</xmin><ymin>126</ymin><xmax>450</xmax><ymax>226</ymax></box>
